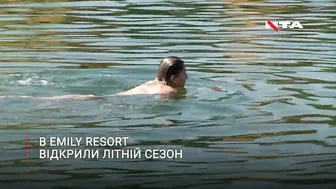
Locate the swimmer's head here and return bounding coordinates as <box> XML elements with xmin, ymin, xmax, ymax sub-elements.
<box><xmin>156</xmin><ymin>56</ymin><xmax>188</xmax><ymax>88</ymax></box>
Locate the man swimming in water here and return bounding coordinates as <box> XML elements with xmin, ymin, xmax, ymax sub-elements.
<box><xmin>0</xmin><ymin>56</ymin><xmax>188</xmax><ymax>100</ymax></box>
<box><xmin>113</xmin><ymin>56</ymin><xmax>188</xmax><ymax>96</ymax></box>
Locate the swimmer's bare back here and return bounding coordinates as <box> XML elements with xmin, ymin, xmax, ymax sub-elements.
<box><xmin>113</xmin><ymin>80</ymin><xmax>176</xmax><ymax>96</ymax></box>
<box><xmin>0</xmin><ymin>80</ymin><xmax>177</xmax><ymax>100</ymax></box>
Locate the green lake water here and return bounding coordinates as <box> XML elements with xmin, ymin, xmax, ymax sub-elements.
<box><xmin>0</xmin><ymin>0</ymin><xmax>335</xmax><ymax>188</ymax></box>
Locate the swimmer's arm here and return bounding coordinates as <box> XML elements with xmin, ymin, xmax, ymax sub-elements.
<box><xmin>0</xmin><ymin>95</ymin><xmax>34</xmax><ymax>99</ymax></box>
<box><xmin>0</xmin><ymin>94</ymin><xmax>96</xmax><ymax>100</ymax></box>
<box><xmin>37</xmin><ymin>95</ymin><xmax>97</xmax><ymax>100</ymax></box>
<box><xmin>0</xmin><ymin>92</ymin><xmax>132</xmax><ymax>100</ymax></box>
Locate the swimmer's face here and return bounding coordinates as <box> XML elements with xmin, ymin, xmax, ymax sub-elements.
<box><xmin>170</xmin><ymin>66</ymin><xmax>188</xmax><ymax>87</ymax></box>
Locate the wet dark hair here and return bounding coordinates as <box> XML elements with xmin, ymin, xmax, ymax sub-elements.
<box><xmin>156</xmin><ymin>56</ymin><xmax>184</xmax><ymax>83</ymax></box>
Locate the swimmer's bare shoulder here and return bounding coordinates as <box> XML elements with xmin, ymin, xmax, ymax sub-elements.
<box><xmin>146</xmin><ymin>80</ymin><xmax>176</xmax><ymax>95</ymax></box>
<box><xmin>157</xmin><ymin>84</ymin><xmax>176</xmax><ymax>95</ymax></box>
<box><xmin>108</xmin><ymin>80</ymin><xmax>176</xmax><ymax>96</ymax></box>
